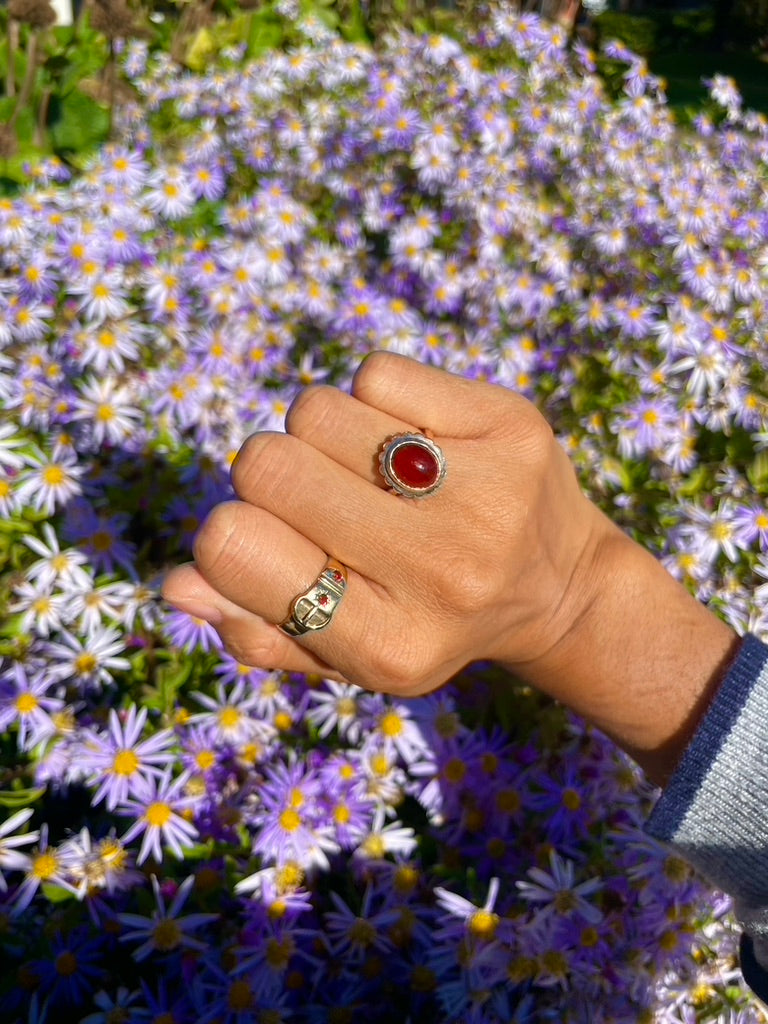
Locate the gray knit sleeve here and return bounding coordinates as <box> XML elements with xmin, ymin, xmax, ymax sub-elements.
<box><xmin>645</xmin><ymin>633</ymin><xmax>768</xmax><ymax>999</ymax></box>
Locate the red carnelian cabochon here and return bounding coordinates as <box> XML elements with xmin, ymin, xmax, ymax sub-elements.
<box><xmin>391</xmin><ymin>443</ymin><xmax>440</xmax><ymax>489</ymax></box>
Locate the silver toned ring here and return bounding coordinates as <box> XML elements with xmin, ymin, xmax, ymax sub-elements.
<box><xmin>378</xmin><ymin>430</ymin><xmax>446</xmax><ymax>499</ymax></box>
<box><xmin>278</xmin><ymin>558</ymin><xmax>348</xmax><ymax>637</ymax></box>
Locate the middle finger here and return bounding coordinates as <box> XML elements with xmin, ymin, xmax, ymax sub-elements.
<box><xmin>230</xmin><ymin>430</ymin><xmax>412</xmax><ymax>582</ymax></box>
<box><xmin>284</xmin><ymin>384</ymin><xmax>416</xmax><ymax>485</ymax></box>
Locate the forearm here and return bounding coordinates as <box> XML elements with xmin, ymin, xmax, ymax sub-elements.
<box><xmin>508</xmin><ymin>514</ymin><xmax>739</xmax><ymax>786</ymax></box>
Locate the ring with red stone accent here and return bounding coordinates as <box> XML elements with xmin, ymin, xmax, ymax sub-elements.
<box><xmin>278</xmin><ymin>558</ymin><xmax>348</xmax><ymax>637</ymax></box>
<box><xmin>378</xmin><ymin>431</ymin><xmax>446</xmax><ymax>499</ymax></box>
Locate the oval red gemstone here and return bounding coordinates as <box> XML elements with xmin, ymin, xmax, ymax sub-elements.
<box><xmin>391</xmin><ymin>442</ymin><xmax>440</xmax><ymax>490</ymax></box>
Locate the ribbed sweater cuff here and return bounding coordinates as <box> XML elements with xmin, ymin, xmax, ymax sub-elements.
<box><xmin>645</xmin><ymin>633</ymin><xmax>768</xmax><ymax>988</ymax></box>
<box><xmin>646</xmin><ymin>633</ymin><xmax>768</xmax><ymax>894</ymax></box>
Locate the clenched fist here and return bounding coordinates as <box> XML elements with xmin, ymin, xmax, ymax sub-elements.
<box><xmin>163</xmin><ymin>352</ymin><xmax>736</xmax><ymax>784</ymax></box>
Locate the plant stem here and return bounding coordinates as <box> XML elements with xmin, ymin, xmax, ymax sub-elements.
<box><xmin>6</xmin><ymin>18</ymin><xmax>19</xmax><ymax>98</ymax></box>
<box><xmin>35</xmin><ymin>86</ymin><xmax>52</xmax><ymax>149</ymax></box>
<box><xmin>9</xmin><ymin>29</ymin><xmax>39</xmax><ymax>131</ymax></box>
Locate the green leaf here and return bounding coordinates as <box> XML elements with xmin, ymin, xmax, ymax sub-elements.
<box><xmin>676</xmin><ymin>464</ymin><xmax>710</xmax><ymax>498</ymax></box>
<box><xmin>47</xmin><ymin>88</ymin><xmax>110</xmax><ymax>155</ymax></box>
<box><xmin>184</xmin><ymin>27</ymin><xmax>217</xmax><ymax>73</ymax></box>
<box><xmin>0</xmin><ymin>786</ymin><xmax>46</xmax><ymax>809</ymax></box>
<box><xmin>143</xmin><ymin>659</ymin><xmax>193</xmax><ymax>715</ymax></box>
<box><xmin>247</xmin><ymin>12</ymin><xmax>285</xmax><ymax>57</ymax></box>
<box><xmin>747</xmin><ymin>449</ymin><xmax>768</xmax><ymax>490</ymax></box>
<box><xmin>42</xmin><ymin>883</ymin><xmax>76</xmax><ymax>904</ymax></box>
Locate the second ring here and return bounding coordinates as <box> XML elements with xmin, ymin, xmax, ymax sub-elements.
<box><xmin>278</xmin><ymin>558</ymin><xmax>348</xmax><ymax>637</ymax></box>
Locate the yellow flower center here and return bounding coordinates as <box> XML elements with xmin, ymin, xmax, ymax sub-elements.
<box><xmin>74</xmin><ymin>653</ymin><xmax>98</xmax><ymax>676</ymax></box>
<box><xmin>580</xmin><ymin>926</ymin><xmax>599</xmax><ymax>948</ymax></box>
<box><xmin>113</xmin><ymin>749</ymin><xmax>139</xmax><ymax>776</ymax></box>
<box><xmin>42</xmin><ymin>465</ymin><xmax>65</xmax><ymax>486</ymax></box>
<box><xmin>228</xmin><ymin>980</ymin><xmax>253</xmax><ymax>1011</ymax></box>
<box><xmin>15</xmin><ymin>693</ymin><xmax>38</xmax><ymax>715</ymax></box>
<box><xmin>348</xmin><ymin>918</ymin><xmax>376</xmax><ymax>946</ymax></box>
<box><xmin>442</xmin><ymin>758</ymin><xmax>466</xmax><ymax>784</ymax></box>
<box><xmin>361</xmin><ymin>835</ymin><xmax>385</xmax><ymax>859</ymax></box>
<box><xmin>369</xmin><ymin>753</ymin><xmax>390</xmax><ymax>775</ymax></box>
<box><xmin>336</xmin><ymin>697</ymin><xmax>356</xmax><ymax>716</ymax></box>
<box><xmin>145</xmin><ymin>802</ymin><xmax>172</xmax><ymax>827</ymax></box>
<box><xmin>92</xmin><ymin>531</ymin><xmax>113</xmax><ymax>552</ymax></box>
<box><xmin>562</xmin><ymin>788</ymin><xmax>581</xmax><ymax>811</ymax></box>
<box><xmin>55</xmin><ymin>950</ymin><xmax>78</xmax><ymax>976</ymax></box>
<box><xmin>469</xmin><ymin>909</ymin><xmax>498</xmax><ymax>939</ymax></box>
<box><xmin>153</xmin><ymin>919</ymin><xmax>182</xmax><ymax>951</ymax></box>
<box><xmin>279</xmin><ymin>809</ymin><xmax>301</xmax><ymax>833</ymax></box>
<box><xmin>98</xmin><ymin>838</ymin><xmax>127</xmax><ymax>868</ymax></box>
<box><xmin>265</xmin><ymin>935</ymin><xmax>295</xmax><ymax>969</ymax></box>
<box><xmin>32</xmin><ymin>851</ymin><xmax>59</xmax><ymax>879</ymax></box>
<box><xmin>195</xmin><ymin>750</ymin><xmax>216</xmax><ymax>771</ymax></box>
<box><xmin>275</xmin><ymin>862</ymin><xmax>303</xmax><ymax>893</ymax></box>
<box><xmin>218</xmin><ymin>707</ymin><xmax>240</xmax><ymax>729</ymax></box>
<box><xmin>274</xmin><ymin>711</ymin><xmax>292</xmax><ymax>731</ymax></box>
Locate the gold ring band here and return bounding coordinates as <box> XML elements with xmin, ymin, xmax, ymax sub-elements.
<box><xmin>278</xmin><ymin>558</ymin><xmax>348</xmax><ymax>637</ymax></box>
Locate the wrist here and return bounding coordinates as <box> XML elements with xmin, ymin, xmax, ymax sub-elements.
<box><xmin>506</xmin><ymin>512</ymin><xmax>738</xmax><ymax>785</ymax></box>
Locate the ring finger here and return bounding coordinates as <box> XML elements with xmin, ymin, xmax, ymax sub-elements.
<box><xmin>190</xmin><ymin>500</ymin><xmax>390</xmax><ymax>675</ymax></box>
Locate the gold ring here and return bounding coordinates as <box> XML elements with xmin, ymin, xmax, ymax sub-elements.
<box><xmin>278</xmin><ymin>558</ymin><xmax>348</xmax><ymax>637</ymax></box>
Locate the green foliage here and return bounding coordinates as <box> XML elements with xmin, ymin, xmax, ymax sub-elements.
<box><xmin>47</xmin><ymin>88</ymin><xmax>111</xmax><ymax>154</ymax></box>
<box><xmin>0</xmin><ymin>786</ymin><xmax>46</xmax><ymax>809</ymax></box>
<box><xmin>593</xmin><ymin>10</ymin><xmax>658</xmax><ymax>56</ymax></box>
<box><xmin>0</xmin><ymin>10</ymin><xmax>112</xmax><ymax>187</ymax></box>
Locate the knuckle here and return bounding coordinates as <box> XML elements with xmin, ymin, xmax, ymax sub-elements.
<box><xmin>230</xmin><ymin>432</ymin><xmax>259</xmax><ymax>483</ymax></box>
<box><xmin>221</xmin><ymin>629</ymin><xmax>284</xmax><ymax>670</ymax></box>
<box><xmin>518</xmin><ymin>407</ymin><xmax>555</xmax><ymax>462</ymax></box>
<box><xmin>193</xmin><ymin>502</ymin><xmax>247</xmax><ymax>582</ymax></box>
<box><xmin>351</xmin><ymin>351</ymin><xmax>395</xmax><ymax>402</ymax></box>
<box><xmin>437</xmin><ymin>551</ymin><xmax>505</xmax><ymax>614</ymax></box>
<box><xmin>366</xmin><ymin>634</ymin><xmax>432</xmax><ymax>693</ymax></box>
<box><xmin>231</xmin><ymin>432</ymin><xmax>296</xmax><ymax>501</ymax></box>
<box><xmin>285</xmin><ymin>384</ymin><xmax>338</xmax><ymax>438</ymax></box>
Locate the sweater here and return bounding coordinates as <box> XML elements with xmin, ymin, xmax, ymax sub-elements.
<box><xmin>645</xmin><ymin>632</ymin><xmax>768</xmax><ymax>1004</ymax></box>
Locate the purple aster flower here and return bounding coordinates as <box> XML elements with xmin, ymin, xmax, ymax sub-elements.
<box><xmin>251</xmin><ymin>760</ymin><xmax>338</xmax><ymax>871</ymax></box>
<box><xmin>117</xmin><ymin>769</ymin><xmax>200</xmax><ymax>865</ymax></box>
<box><xmin>32</xmin><ymin>926</ymin><xmax>105</xmax><ymax>1008</ymax></box>
<box><xmin>0</xmin><ymin>661</ymin><xmax>65</xmax><ymax>751</ymax></box>
<box><xmin>13</xmin><ymin>823</ymin><xmax>79</xmax><ymax>915</ymax></box>
<box><xmin>21</xmin><ymin>523</ymin><xmax>93</xmax><ymax>591</ymax></box>
<box><xmin>190</xmin><ymin>679</ymin><xmax>273</xmax><ymax>746</ymax></box>
<box><xmin>733</xmin><ymin>502</ymin><xmax>768</xmax><ymax>550</ymax></box>
<box><xmin>324</xmin><ymin>885</ymin><xmax>400</xmax><ymax>962</ymax></box>
<box><xmin>44</xmin><ymin>625</ymin><xmax>131</xmax><ymax>690</ymax></box>
<box><xmin>82</xmin><ymin>705</ymin><xmax>176</xmax><ymax>810</ymax></box>
<box><xmin>79</xmin><ymin>986</ymin><xmax>144</xmax><ymax>1024</ymax></box>
<box><xmin>118</xmin><ymin>874</ymin><xmax>217</xmax><ymax>960</ymax></box>
<box><xmin>15</xmin><ymin>449</ymin><xmax>84</xmax><ymax>514</ymax></box>
<box><xmin>615</xmin><ymin>396</ymin><xmax>678</xmax><ymax>459</ymax></box>
<box><xmin>0</xmin><ymin>808</ymin><xmax>40</xmax><ymax>891</ymax></box>
<box><xmin>516</xmin><ymin>850</ymin><xmax>603</xmax><ymax>924</ymax></box>
<box><xmin>163</xmin><ymin>607</ymin><xmax>222</xmax><ymax>654</ymax></box>
<box><xmin>59</xmin><ymin>827</ymin><xmax>141</xmax><ymax>898</ymax></box>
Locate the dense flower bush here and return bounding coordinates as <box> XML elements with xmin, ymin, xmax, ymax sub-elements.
<box><xmin>1</xmin><ymin>7</ymin><xmax>768</xmax><ymax>1021</ymax></box>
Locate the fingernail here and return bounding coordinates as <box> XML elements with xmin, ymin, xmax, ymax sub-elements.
<box><xmin>166</xmin><ymin>598</ymin><xmax>224</xmax><ymax>627</ymax></box>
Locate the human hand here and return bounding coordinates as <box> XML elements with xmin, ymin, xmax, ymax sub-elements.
<box><xmin>162</xmin><ymin>352</ymin><xmax>604</xmax><ymax>698</ymax></box>
<box><xmin>162</xmin><ymin>351</ymin><xmax>737</xmax><ymax>783</ymax></box>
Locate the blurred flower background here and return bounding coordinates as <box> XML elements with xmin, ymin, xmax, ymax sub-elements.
<box><xmin>1</xmin><ymin>0</ymin><xmax>768</xmax><ymax>1020</ymax></box>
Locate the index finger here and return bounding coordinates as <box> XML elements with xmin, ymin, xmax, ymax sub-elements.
<box><xmin>352</xmin><ymin>352</ymin><xmax>525</xmax><ymax>438</ymax></box>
